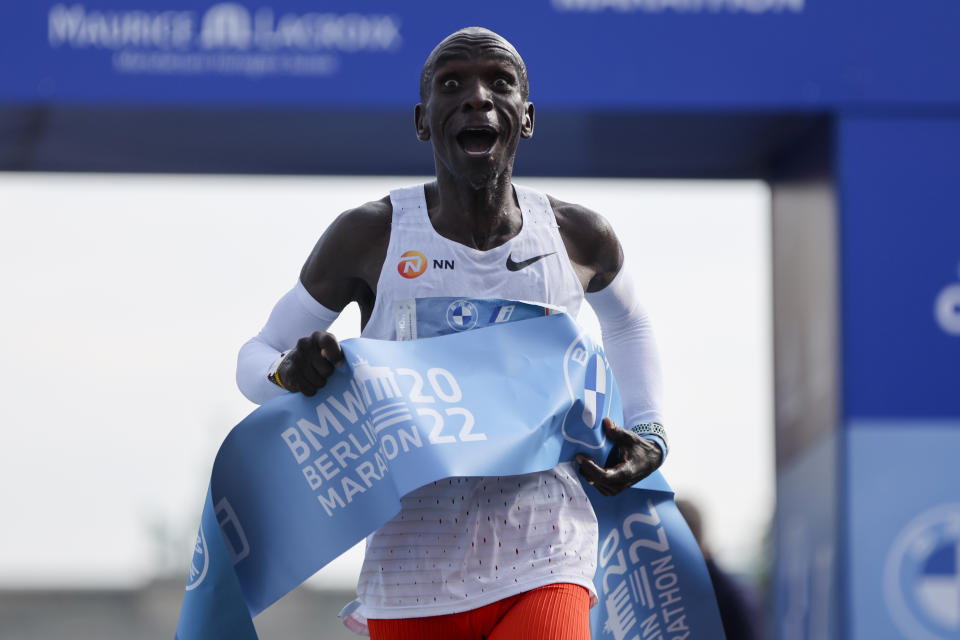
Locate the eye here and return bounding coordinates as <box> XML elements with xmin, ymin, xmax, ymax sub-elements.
<box><xmin>441</xmin><ymin>78</ymin><xmax>459</xmax><ymax>90</ymax></box>
<box><xmin>492</xmin><ymin>77</ymin><xmax>510</xmax><ymax>90</ymax></box>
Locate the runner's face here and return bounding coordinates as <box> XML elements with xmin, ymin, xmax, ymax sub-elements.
<box><xmin>416</xmin><ymin>34</ymin><xmax>534</xmax><ymax>186</ymax></box>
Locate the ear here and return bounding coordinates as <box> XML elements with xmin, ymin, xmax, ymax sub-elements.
<box><xmin>520</xmin><ymin>102</ymin><xmax>535</xmax><ymax>139</ymax></box>
<box><xmin>414</xmin><ymin>103</ymin><xmax>430</xmax><ymax>141</ymax></box>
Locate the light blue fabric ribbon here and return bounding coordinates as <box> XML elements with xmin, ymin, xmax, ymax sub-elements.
<box><xmin>176</xmin><ymin>311</ymin><xmax>723</xmax><ymax>639</ymax></box>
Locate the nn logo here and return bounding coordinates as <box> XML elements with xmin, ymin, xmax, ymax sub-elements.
<box><xmin>397</xmin><ymin>251</ymin><xmax>454</xmax><ymax>279</ymax></box>
<box><xmin>397</xmin><ymin>250</ymin><xmax>427</xmax><ymax>279</ymax></box>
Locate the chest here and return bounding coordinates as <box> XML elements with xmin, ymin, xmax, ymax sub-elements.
<box><xmin>382</xmin><ymin>230</ymin><xmax>567</xmax><ymax>301</ymax></box>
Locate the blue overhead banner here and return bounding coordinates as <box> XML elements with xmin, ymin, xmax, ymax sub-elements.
<box><xmin>2</xmin><ymin>0</ymin><xmax>959</xmax><ymax>108</ymax></box>
<box><xmin>176</xmin><ymin>312</ymin><xmax>723</xmax><ymax>639</ymax></box>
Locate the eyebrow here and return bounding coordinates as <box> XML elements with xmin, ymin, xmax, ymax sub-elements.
<box><xmin>432</xmin><ymin>47</ymin><xmax>522</xmax><ymax>75</ymax></box>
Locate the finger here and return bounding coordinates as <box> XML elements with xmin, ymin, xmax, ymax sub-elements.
<box><xmin>289</xmin><ymin>357</ymin><xmax>322</xmax><ymax>396</ymax></box>
<box><xmin>588</xmin><ymin>475</ymin><xmax>620</xmax><ymax>497</ymax></box>
<box><xmin>309</xmin><ymin>355</ymin><xmax>335</xmax><ymax>380</ymax></box>
<box><xmin>315</xmin><ymin>332</ymin><xmax>345</xmax><ymax>365</ymax></box>
<box><xmin>603</xmin><ymin>463</ymin><xmax>637</xmax><ymax>488</ymax></box>
<box><xmin>322</xmin><ymin>347</ymin><xmax>345</xmax><ymax>366</ymax></box>
<box><xmin>296</xmin><ymin>356</ymin><xmax>327</xmax><ymax>390</ymax></box>
<box><xmin>589</xmin><ymin>466</ymin><xmax>632</xmax><ymax>495</ymax></box>
<box><xmin>296</xmin><ymin>376</ymin><xmax>319</xmax><ymax>397</ymax></box>
<box><xmin>306</xmin><ymin>350</ymin><xmax>336</xmax><ymax>391</ymax></box>
<box><xmin>575</xmin><ymin>455</ymin><xmax>611</xmax><ymax>485</ymax></box>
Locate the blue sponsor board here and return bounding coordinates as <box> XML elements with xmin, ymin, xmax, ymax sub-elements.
<box><xmin>847</xmin><ymin>421</ymin><xmax>960</xmax><ymax>640</ymax></box>
<box><xmin>838</xmin><ymin>116</ymin><xmax>960</xmax><ymax>418</ymax></box>
<box><xmin>1</xmin><ymin>0</ymin><xmax>959</xmax><ymax>108</ymax></box>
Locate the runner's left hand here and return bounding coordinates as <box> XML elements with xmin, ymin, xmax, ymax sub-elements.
<box><xmin>574</xmin><ymin>418</ymin><xmax>663</xmax><ymax>496</ymax></box>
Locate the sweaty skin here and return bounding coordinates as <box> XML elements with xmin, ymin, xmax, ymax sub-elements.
<box><xmin>280</xmin><ymin>27</ymin><xmax>661</xmax><ymax>494</ymax></box>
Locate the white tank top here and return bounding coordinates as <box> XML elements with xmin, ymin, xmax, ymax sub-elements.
<box><xmin>353</xmin><ymin>184</ymin><xmax>599</xmax><ymax>621</ymax></box>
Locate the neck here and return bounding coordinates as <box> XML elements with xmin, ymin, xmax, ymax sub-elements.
<box><xmin>427</xmin><ymin>164</ymin><xmax>522</xmax><ymax>251</ymax></box>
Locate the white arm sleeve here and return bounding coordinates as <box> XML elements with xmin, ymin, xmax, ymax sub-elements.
<box><xmin>236</xmin><ymin>281</ymin><xmax>340</xmax><ymax>405</ymax></box>
<box><xmin>585</xmin><ymin>264</ymin><xmax>667</xmax><ymax>457</ymax></box>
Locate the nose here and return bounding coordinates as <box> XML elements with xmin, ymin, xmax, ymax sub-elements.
<box><xmin>462</xmin><ymin>79</ymin><xmax>493</xmax><ymax>112</ymax></box>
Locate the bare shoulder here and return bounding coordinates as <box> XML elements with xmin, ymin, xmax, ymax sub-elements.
<box><xmin>300</xmin><ymin>195</ymin><xmax>392</xmax><ymax>310</ymax></box>
<box><xmin>548</xmin><ymin>195</ymin><xmax>623</xmax><ymax>292</ymax></box>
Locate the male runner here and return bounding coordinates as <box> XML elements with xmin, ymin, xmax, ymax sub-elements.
<box><xmin>237</xmin><ymin>27</ymin><xmax>666</xmax><ymax>640</ymax></box>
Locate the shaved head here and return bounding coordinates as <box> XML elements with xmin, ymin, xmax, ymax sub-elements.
<box><xmin>419</xmin><ymin>27</ymin><xmax>529</xmax><ymax>101</ymax></box>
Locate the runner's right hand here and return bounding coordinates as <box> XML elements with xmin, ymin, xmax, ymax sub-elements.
<box><xmin>277</xmin><ymin>331</ymin><xmax>345</xmax><ymax>396</ymax></box>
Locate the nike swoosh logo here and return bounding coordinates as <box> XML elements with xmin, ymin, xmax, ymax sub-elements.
<box><xmin>506</xmin><ymin>251</ymin><xmax>556</xmax><ymax>271</ymax></box>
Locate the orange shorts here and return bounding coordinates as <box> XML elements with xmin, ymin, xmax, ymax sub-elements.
<box><xmin>367</xmin><ymin>582</ymin><xmax>591</xmax><ymax>640</ymax></box>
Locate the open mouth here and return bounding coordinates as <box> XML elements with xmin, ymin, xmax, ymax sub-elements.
<box><xmin>456</xmin><ymin>127</ymin><xmax>499</xmax><ymax>156</ymax></box>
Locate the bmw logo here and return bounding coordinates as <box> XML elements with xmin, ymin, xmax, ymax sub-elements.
<box><xmin>885</xmin><ymin>503</ymin><xmax>960</xmax><ymax>639</ymax></box>
<box><xmin>445</xmin><ymin>300</ymin><xmax>479</xmax><ymax>332</ymax></box>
